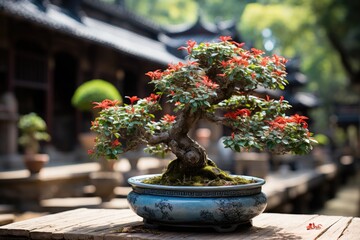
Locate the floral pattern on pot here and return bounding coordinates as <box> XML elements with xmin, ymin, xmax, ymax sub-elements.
<box><xmin>127</xmin><ymin>174</ymin><xmax>267</xmax><ymax>232</ymax></box>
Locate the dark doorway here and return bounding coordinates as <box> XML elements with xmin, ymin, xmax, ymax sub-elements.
<box><xmin>52</xmin><ymin>52</ymin><xmax>78</xmax><ymax>151</ymax></box>
<box><xmin>122</xmin><ymin>70</ymin><xmax>138</xmax><ymax>97</ymax></box>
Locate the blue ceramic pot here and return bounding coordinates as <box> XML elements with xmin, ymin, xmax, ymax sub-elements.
<box><xmin>127</xmin><ymin>174</ymin><xmax>267</xmax><ymax>232</ymax></box>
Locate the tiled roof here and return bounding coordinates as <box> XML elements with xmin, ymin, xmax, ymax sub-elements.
<box><xmin>159</xmin><ymin>15</ymin><xmax>240</xmax><ymax>59</ymax></box>
<box><xmin>83</xmin><ymin>0</ymin><xmax>162</xmax><ymax>36</ymax></box>
<box><xmin>0</xmin><ymin>0</ymin><xmax>182</xmax><ymax>65</ymax></box>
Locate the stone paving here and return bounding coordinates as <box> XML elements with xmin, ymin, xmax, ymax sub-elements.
<box><xmin>316</xmin><ymin>171</ymin><xmax>360</xmax><ymax>217</ymax></box>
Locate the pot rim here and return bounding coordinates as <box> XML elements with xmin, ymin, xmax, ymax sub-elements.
<box><xmin>128</xmin><ymin>174</ymin><xmax>265</xmax><ymax>192</ymax></box>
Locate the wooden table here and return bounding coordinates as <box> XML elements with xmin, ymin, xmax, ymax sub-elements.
<box><xmin>0</xmin><ymin>208</ymin><xmax>358</xmax><ymax>239</ymax></box>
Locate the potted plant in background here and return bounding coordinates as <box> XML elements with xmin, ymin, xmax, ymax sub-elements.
<box><xmin>71</xmin><ymin>79</ymin><xmax>124</xmax><ymax>202</ymax></box>
<box><xmin>90</xmin><ymin>37</ymin><xmax>316</xmax><ymax>232</ymax></box>
<box><xmin>71</xmin><ymin>79</ymin><xmax>122</xmax><ymax>170</ymax></box>
<box><xmin>18</xmin><ymin>112</ymin><xmax>51</xmax><ymax>174</ymax></box>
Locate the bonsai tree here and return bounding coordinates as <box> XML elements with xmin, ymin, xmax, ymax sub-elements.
<box><xmin>18</xmin><ymin>112</ymin><xmax>50</xmax><ymax>155</ymax></box>
<box><xmin>90</xmin><ymin>36</ymin><xmax>316</xmax><ymax>186</ymax></box>
<box><xmin>71</xmin><ymin>79</ymin><xmax>122</xmax><ymax>113</ymax></box>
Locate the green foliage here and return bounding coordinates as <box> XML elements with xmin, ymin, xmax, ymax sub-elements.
<box><xmin>313</xmin><ymin>134</ymin><xmax>329</xmax><ymax>146</ymax></box>
<box><xmin>124</xmin><ymin>0</ymin><xmax>253</xmax><ymax>25</ymax></box>
<box><xmin>124</xmin><ymin>0</ymin><xmax>360</xmax><ymax>133</ymax></box>
<box><xmin>90</xmin><ymin>38</ymin><xmax>316</xmax><ymax>161</ymax></box>
<box><xmin>18</xmin><ymin>113</ymin><xmax>51</xmax><ymax>153</ymax></box>
<box><xmin>239</xmin><ymin>1</ymin><xmax>359</xmax><ymax>132</ymax></box>
<box><xmin>71</xmin><ymin>79</ymin><xmax>122</xmax><ymax>112</ymax></box>
<box><xmin>125</xmin><ymin>0</ymin><xmax>198</xmax><ymax>25</ymax></box>
<box><xmin>91</xmin><ymin>98</ymin><xmax>165</xmax><ymax>159</ymax></box>
<box><xmin>218</xmin><ymin>95</ymin><xmax>315</xmax><ymax>154</ymax></box>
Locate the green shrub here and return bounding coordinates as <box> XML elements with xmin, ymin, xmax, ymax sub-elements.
<box><xmin>71</xmin><ymin>79</ymin><xmax>122</xmax><ymax>112</ymax></box>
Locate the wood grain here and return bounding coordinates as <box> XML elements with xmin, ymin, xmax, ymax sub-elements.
<box><xmin>0</xmin><ymin>209</ymin><xmax>358</xmax><ymax>240</ymax></box>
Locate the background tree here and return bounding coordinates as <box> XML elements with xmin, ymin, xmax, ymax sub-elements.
<box><xmin>310</xmin><ymin>0</ymin><xmax>360</xmax><ymax>86</ymax></box>
<box><xmin>121</xmin><ymin>0</ymin><xmax>359</xmax><ymax>134</ymax></box>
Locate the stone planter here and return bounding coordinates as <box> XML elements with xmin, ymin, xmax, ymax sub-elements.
<box><xmin>23</xmin><ymin>154</ymin><xmax>49</xmax><ymax>174</ymax></box>
<box><xmin>127</xmin><ymin>174</ymin><xmax>267</xmax><ymax>232</ymax></box>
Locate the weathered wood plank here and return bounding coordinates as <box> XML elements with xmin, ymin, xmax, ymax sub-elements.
<box><xmin>243</xmin><ymin>213</ymin><xmax>317</xmax><ymax>239</ymax></box>
<box><xmin>316</xmin><ymin>216</ymin><xmax>352</xmax><ymax>240</ymax></box>
<box><xmin>105</xmin><ymin>213</ymin><xmax>314</xmax><ymax>240</ymax></box>
<box><xmin>29</xmin><ymin>209</ymin><xmax>133</xmax><ymax>239</ymax></box>
<box><xmin>0</xmin><ymin>208</ymin><xmax>88</xmax><ymax>237</ymax></box>
<box><xmin>30</xmin><ymin>209</ymin><xmax>117</xmax><ymax>239</ymax></box>
<box><xmin>0</xmin><ymin>209</ymin><xmax>359</xmax><ymax>240</ymax></box>
<box><xmin>278</xmin><ymin>214</ymin><xmax>346</xmax><ymax>240</ymax></box>
<box><xmin>339</xmin><ymin>217</ymin><xmax>360</xmax><ymax>240</ymax></box>
<box><xmin>61</xmin><ymin>211</ymin><xmax>142</xmax><ymax>240</ymax></box>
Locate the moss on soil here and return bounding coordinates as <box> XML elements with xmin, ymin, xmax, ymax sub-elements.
<box><xmin>142</xmin><ymin>159</ymin><xmax>255</xmax><ymax>186</ymax></box>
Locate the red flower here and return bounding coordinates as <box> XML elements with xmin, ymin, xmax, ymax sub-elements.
<box><xmin>291</xmin><ymin>114</ymin><xmax>308</xmax><ymax>123</ymax></box>
<box><xmin>219</xmin><ymin>36</ymin><xmax>232</xmax><ymax>42</ymax></box>
<box><xmin>126</xmin><ymin>96</ymin><xmax>140</xmax><ymax>105</ymax></box>
<box><xmin>91</xmin><ymin>120</ymin><xmax>99</xmax><ymax>127</ymax></box>
<box><xmin>93</xmin><ymin>99</ymin><xmax>120</xmax><ymax>109</ymax></box>
<box><xmin>274</xmin><ymin>116</ymin><xmax>288</xmax><ymax>124</ymax></box>
<box><xmin>178</xmin><ymin>40</ymin><xmax>197</xmax><ymax>54</ymax></box>
<box><xmin>251</xmin><ymin>72</ymin><xmax>256</xmax><ymax>79</ymax></box>
<box><xmin>168</xmin><ymin>62</ymin><xmax>184</xmax><ymax>71</ymax></box>
<box><xmin>187</xmin><ymin>40</ymin><xmax>196</xmax><ymax>48</ymax></box>
<box><xmin>273</xmin><ymin>69</ymin><xmax>285</xmax><ymax>76</ymax></box>
<box><xmin>306</xmin><ymin>223</ymin><xmax>322</xmax><ymax>230</ymax></box>
<box><xmin>251</xmin><ymin>48</ymin><xmax>265</xmax><ymax>56</ymax></box>
<box><xmin>269</xmin><ymin>114</ymin><xmax>309</xmax><ymax>131</ymax></box>
<box><xmin>201</xmin><ymin>76</ymin><xmax>219</xmax><ymax>89</ymax></box>
<box><xmin>268</xmin><ymin>117</ymin><xmax>287</xmax><ymax>131</ymax></box>
<box><xmin>111</xmin><ymin>139</ymin><xmax>121</xmax><ymax>148</ymax></box>
<box><xmin>187</xmin><ymin>61</ymin><xmax>199</xmax><ymax>66</ymax></box>
<box><xmin>145</xmin><ymin>69</ymin><xmax>163</xmax><ymax>80</ymax></box>
<box><xmin>221</xmin><ymin>61</ymin><xmax>229</xmax><ymax>68</ymax></box>
<box><xmin>162</xmin><ymin>114</ymin><xmax>176</xmax><ymax>123</ymax></box>
<box><xmin>229</xmin><ymin>57</ymin><xmax>249</xmax><ymax>67</ymax></box>
<box><xmin>87</xmin><ymin>149</ymin><xmax>94</xmax><ymax>155</ymax></box>
<box><xmin>231</xmin><ymin>132</ymin><xmax>235</xmax><ymax>139</ymax></box>
<box><xmin>240</xmin><ymin>51</ymin><xmax>251</xmax><ymax>59</ymax></box>
<box><xmin>146</xmin><ymin>93</ymin><xmax>160</xmax><ymax>103</ymax></box>
<box><xmin>290</xmin><ymin>114</ymin><xmax>309</xmax><ymax>128</ymax></box>
<box><xmin>279</xmin><ymin>96</ymin><xmax>284</xmax><ymax>103</ymax></box>
<box><xmin>266</xmin><ymin>95</ymin><xmax>271</xmax><ymax>101</ymax></box>
<box><xmin>236</xmin><ymin>109</ymin><xmax>251</xmax><ymax>117</ymax></box>
<box><xmin>231</xmin><ymin>41</ymin><xmax>245</xmax><ymax>48</ymax></box>
<box><xmin>224</xmin><ymin>109</ymin><xmax>251</xmax><ymax>119</ymax></box>
<box><xmin>260</xmin><ymin>57</ymin><xmax>269</xmax><ymax>67</ymax></box>
<box><xmin>272</xmin><ymin>54</ymin><xmax>287</xmax><ymax>66</ymax></box>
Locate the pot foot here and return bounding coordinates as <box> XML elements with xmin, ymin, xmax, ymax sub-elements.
<box><xmin>143</xmin><ymin>219</ymin><xmax>252</xmax><ymax>233</ymax></box>
<box><xmin>213</xmin><ymin>220</ymin><xmax>252</xmax><ymax>232</ymax></box>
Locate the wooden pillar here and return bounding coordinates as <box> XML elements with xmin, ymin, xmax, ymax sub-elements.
<box><xmin>0</xmin><ymin>15</ymin><xmax>11</xmax><ymax>92</ymax></box>
<box><xmin>46</xmin><ymin>52</ymin><xmax>54</xmax><ymax>137</ymax></box>
<box><xmin>75</xmin><ymin>55</ymin><xmax>87</xmax><ymax>136</ymax></box>
<box><xmin>7</xmin><ymin>42</ymin><xmax>14</xmax><ymax>92</ymax></box>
